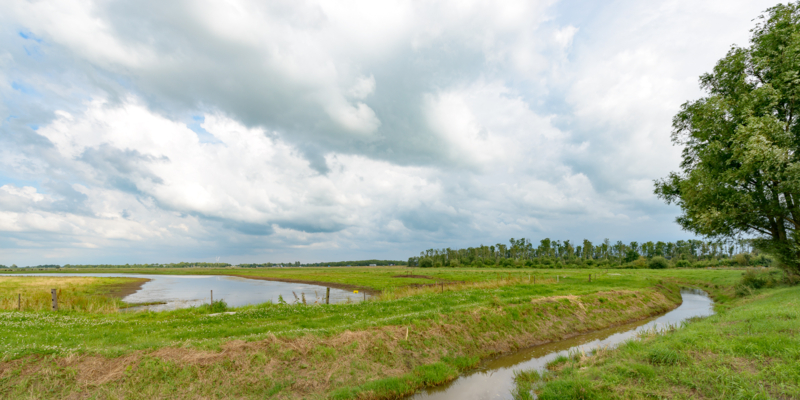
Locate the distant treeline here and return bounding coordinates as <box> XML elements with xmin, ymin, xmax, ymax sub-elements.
<box><xmin>0</xmin><ymin>260</ymin><xmax>406</xmax><ymax>270</ymax></box>
<box><xmin>0</xmin><ymin>264</ymin><xmax>56</xmax><ymax>269</ymax></box>
<box><xmin>303</xmin><ymin>260</ymin><xmax>405</xmax><ymax>267</ymax></box>
<box><xmin>62</xmin><ymin>262</ymin><xmax>233</xmax><ymax>269</ymax></box>
<box><xmin>409</xmin><ymin>238</ymin><xmax>773</xmax><ymax>269</ymax></box>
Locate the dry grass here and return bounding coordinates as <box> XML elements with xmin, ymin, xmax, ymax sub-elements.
<box><xmin>0</xmin><ymin>276</ymin><xmax>144</xmax><ymax>312</ymax></box>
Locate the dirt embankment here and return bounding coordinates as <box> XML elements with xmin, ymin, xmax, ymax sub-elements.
<box><xmin>230</xmin><ymin>274</ymin><xmax>381</xmax><ymax>295</ymax></box>
<box><xmin>0</xmin><ymin>286</ymin><xmax>681</xmax><ymax>399</ymax></box>
<box><xmin>103</xmin><ymin>278</ymin><xmax>150</xmax><ymax>299</ymax></box>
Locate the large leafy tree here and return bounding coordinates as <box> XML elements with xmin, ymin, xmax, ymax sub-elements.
<box><xmin>655</xmin><ymin>3</ymin><xmax>800</xmax><ymax>276</ymax></box>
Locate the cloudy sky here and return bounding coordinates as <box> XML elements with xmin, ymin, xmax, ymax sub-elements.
<box><xmin>0</xmin><ymin>0</ymin><xmax>778</xmax><ymax>265</ymax></box>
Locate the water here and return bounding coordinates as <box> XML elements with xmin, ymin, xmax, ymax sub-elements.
<box><xmin>8</xmin><ymin>273</ymin><xmax>370</xmax><ymax>310</ymax></box>
<box><xmin>408</xmin><ymin>289</ymin><xmax>714</xmax><ymax>400</ymax></box>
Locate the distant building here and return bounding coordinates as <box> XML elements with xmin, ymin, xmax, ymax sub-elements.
<box><xmin>369</xmin><ymin>264</ymin><xmax>377</xmax><ymax>266</ymax></box>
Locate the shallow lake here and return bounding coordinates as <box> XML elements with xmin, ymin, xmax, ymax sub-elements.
<box><xmin>9</xmin><ymin>273</ymin><xmax>369</xmax><ymax>310</ymax></box>
<box><xmin>407</xmin><ymin>289</ymin><xmax>714</xmax><ymax>400</ymax></box>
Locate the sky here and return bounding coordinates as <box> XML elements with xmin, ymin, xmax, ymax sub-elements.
<box><xmin>0</xmin><ymin>0</ymin><xmax>780</xmax><ymax>266</ymax></box>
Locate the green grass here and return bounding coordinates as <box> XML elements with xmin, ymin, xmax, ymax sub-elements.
<box><xmin>520</xmin><ymin>285</ymin><xmax>800</xmax><ymax>400</ymax></box>
<box><xmin>0</xmin><ymin>266</ymin><xmax>746</xmax><ymax>293</ymax></box>
<box><xmin>0</xmin><ymin>267</ymin><xmax>754</xmax><ymax>399</ymax></box>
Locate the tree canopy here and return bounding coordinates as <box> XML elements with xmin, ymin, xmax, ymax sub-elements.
<box><xmin>655</xmin><ymin>3</ymin><xmax>800</xmax><ymax>276</ymax></box>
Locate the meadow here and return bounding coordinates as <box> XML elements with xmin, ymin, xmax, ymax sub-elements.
<box><xmin>0</xmin><ymin>267</ymin><xmax>760</xmax><ymax>399</ymax></box>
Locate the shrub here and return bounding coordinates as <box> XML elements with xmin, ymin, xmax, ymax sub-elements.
<box><xmin>734</xmin><ymin>253</ymin><xmax>751</xmax><ymax>266</ymax></box>
<box><xmin>675</xmin><ymin>259</ymin><xmax>691</xmax><ymax>268</ymax></box>
<box><xmin>419</xmin><ymin>258</ymin><xmax>433</xmax><ymax>268</ymax></box>
<box><xmin>740</xmin><ymin>268</ymin><xmax>779</xmax><ymax>289</ymax></box>
<box><xmin>648</xmin><ymin>256</ymin><xmax>669</xmax><ymax>269</ymax></box>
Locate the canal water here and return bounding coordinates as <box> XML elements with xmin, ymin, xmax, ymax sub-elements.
<box><xmin>9</xmin><ymin>273</ymin><xmax>368</xmax><ymax>310</ymax></box>
<box><xmin>408</xmin><ymin>289</ymin><xmax>714</xmax><ymax>400</ymax></box>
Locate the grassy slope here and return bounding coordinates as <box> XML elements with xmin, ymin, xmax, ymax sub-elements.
<box><xmin>519</xmin><ymin>285</ymin><xmax>800</xmax><ymax>400</ymax></box>
<box><xmin>0</xmin><ymin>268</ymin><xmax>745</xmax><ymax>399</ymax></box>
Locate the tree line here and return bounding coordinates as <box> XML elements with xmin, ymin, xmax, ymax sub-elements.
<box><xmin>408</xmin><ymin>238</ymin><xmax>771</xmax><ymax>269</ymax></box>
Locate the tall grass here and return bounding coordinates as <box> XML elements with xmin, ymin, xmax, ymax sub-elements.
<box><xmin>0</xmin><ymin>277</ymin><xmax>134</xmax><ymax>313</ymax></box>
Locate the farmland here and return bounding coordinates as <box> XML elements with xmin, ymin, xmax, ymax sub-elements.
<box><xmin>0</xmin><ymin>267</ymin><xmax>756</xmax><ymax>398</ymax></box>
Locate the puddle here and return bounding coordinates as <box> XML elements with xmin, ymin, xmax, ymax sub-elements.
<box><xmin>408</xmin><ymin>289</ymin><xmax>714</xmax><ymax>400</ymax></box>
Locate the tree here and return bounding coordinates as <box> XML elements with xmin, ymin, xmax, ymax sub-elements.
<box><xmin>655</xmin><ymin>3</ymin><xmax>800</xmax><ymax>277</ymax></box>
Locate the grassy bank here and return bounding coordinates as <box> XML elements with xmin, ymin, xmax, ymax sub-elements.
<box><xmin>0</xmin><ymin>276</ymin><xmax>148</xmax><ymax>313</ymax></box>
<box><xmin>0</xmin><ymin>268</ymin><xmax>746</xmax><ymax>399</ymax></box>
<box><xmin>515</xmin><ymin>285</ymin><xmax>800</xmax><ymax>399</ymax></box>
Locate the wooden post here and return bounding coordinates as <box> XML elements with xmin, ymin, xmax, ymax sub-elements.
<box><xmin>326</xmin><ymin>287</ymin><xmax>330</xmax><ymax>304</ymax></box>
<box><xmin>364</xmin><ymin>292</ymin><xmax>366</xmax><ymax>302</ymax></box>
<box><xmin>441</xmin><ymin>283</ymin><xmax>443</xmax><ymax>293</ymax></box>
<box><xmin>51</xmin><ymin>289</ymin><xmax>57</xmax><ymax>311</ymax></box>
<box><xmin>589</xmin><ymin>274</ymin><xmax>592</xmax><ymax>283</ymax></box>
<box><xmin>557</xmin><ymin>275</ymin><xmax>559</xmax><ymax>283</ymax></box>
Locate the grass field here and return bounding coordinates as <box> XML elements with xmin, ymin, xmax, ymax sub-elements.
<box><xmin>514</xmin><ymin>284</ymin><xmax>800</xmax><ymax>400</ymax></box>
<box><xmin>0</xmin><ymin>276</ymin><xmax>148</xmax><ymax>313</ymax></box>
<box><xmin>0</xmin><ymin>267</ymin><xmax>756</xmax><ymax>399</ymax></box>
<box><xmin>0</xmin><ymin>266</ymin><xmax>746</xmax><ymax>294</ymax></box>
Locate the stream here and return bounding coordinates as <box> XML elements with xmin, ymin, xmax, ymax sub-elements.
<box><xmin>408</xmin><ymin>289</ymin><xmax>714</xmax><ymax>400</ymax></box>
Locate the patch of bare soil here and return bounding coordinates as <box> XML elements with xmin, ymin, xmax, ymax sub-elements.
<box><xmin>231</xmin><ymin>275</ymin><xmax>380</xmax><ymax>295</ymax></box>
<box><xmin>104</xmin><ymin>278</ymin><xmax>150</xmax><ymax>299</ymax></box>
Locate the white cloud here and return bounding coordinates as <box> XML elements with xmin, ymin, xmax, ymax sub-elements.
<box><xmin>0</xmin><ymin>0</ymin><xmax>781</xmax><ymax>264</ymax></box>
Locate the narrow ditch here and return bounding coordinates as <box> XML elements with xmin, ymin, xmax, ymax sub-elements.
<box><xmin>407</xmin><ymin>289</ymin><xmax>714</xmax><ymax>400</ymax></box>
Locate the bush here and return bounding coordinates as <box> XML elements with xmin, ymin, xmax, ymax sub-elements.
<box><xmin>734</xmin><ymin>253</ymin><xmax>751</xmax><ymax>266</ymax></box>
<box><xmin>675</xmin><ymin>260</ymin><xmax>691</xmax><ymax>268</ymax></box>
<box><xmin>740</xmin><ymin>268</ymin><xmax>780</xmax><ymax>289</ymax></box>
<box><xmin>648</xmin><ymin>256</ymin><xmax>669</xmax><ymax>269</ymax></box>
<box><xmin>419</xmin><ymin>258</ymin><xmax>433</xmax><ymax>268</ymax></box>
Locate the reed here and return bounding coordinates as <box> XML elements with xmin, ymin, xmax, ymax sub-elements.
<box><xmin>0</xmin><ymin>276</ymin><xmax>138</xmax><ymax>313</ymax></box>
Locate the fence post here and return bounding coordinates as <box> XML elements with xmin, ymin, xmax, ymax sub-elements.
<box><xmin>364</xmin><ymin>292</ymin><xmax>366</xmax><ymax>302</ymax></box>
<box><xmin>326</xmin><ymin>287</ymin><xmax>330</xmax><ymax>304</ymax></box>
<box><xmin>589</xmin><ymin>274</ymin><xmax>592</xmax><ymax>283</ymax></box>
<box><xmin>51</xmin><ymin>289</ymin><xmax>57</xmax><ymax>311</ymax></box>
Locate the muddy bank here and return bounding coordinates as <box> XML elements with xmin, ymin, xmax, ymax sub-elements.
<box><xmin>231</xmin><ymin>274</ymin><xmax>381</xmax><ymax>295</ymax></box>
<box><xmin>103</xmin><ymin>278</ymin><xmax>149</xmax><ymax>299</ymax></box>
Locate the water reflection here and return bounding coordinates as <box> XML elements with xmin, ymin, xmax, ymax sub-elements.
<box><xmin>9</xmin><ymin>273</ymin><xmax>369</xmax><ymax>310</ymax></box>
<box><xmin>408</xmin><ymin>289</ymin><xmax>714</xmax><ymax>400</ymax></box>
